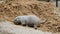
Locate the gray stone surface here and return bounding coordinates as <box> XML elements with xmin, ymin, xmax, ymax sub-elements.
<box><xmin>52</xmin><ymin>1</ymin><xmax>60</xmax><ymax>7</ymax></box>
<box><xmin>0</xmin><ymin>21</ymin><xmax>53</xmax><ymax>34</ymax></box>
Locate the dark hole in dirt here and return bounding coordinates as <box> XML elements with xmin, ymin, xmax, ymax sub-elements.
<box><xmin>57</xmin><ymin>27</ymin><xmax>60</xmax><ymax>29</ymax></box>
<box><xmin>56</xmin><ymin>27</ymin><xmax>60</xmax><ymax>32</ymax></box>
<box><xmin>52</xmin><ymin>24</ymin><xmax>57</xmax><ymax>26</ymax></box>
<box><xmin>8</xmin><ymin>3</ymin><xmax>11</xmax><ymax>5</ymax></box>
<box><xmin>37</xmin><ymin>25</ymin><xmax>40</xmax><ymax>28</ymax></box>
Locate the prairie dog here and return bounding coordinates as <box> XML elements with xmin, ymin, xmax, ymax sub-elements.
<box><xmin>13</xmin><ymin>15</ymin><xmax>43</xmax><ymax>28</ymax></box>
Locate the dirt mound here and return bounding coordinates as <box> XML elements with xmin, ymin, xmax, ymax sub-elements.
<box><xmin>0</xmin><ymin>0</ymin><xmax>60</xmax><ymax>33</ymax></box>
<box><xmin>0</xmin><ymin>0</ymin><xmax>54</xmax><ymax>21</ymax></box>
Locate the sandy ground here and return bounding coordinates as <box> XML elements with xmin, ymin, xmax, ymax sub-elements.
<box><xmin>0</xmin><ymin>0</ymin><xmax>60</xmax><ymax>34</ymax></box>
<box><xmin>0</xmin><ymin>21</ymin><xmax>59</xmax><ymax>34</ymax></box>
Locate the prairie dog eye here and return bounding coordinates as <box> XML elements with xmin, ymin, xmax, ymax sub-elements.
<box><xmin>14</xmin><ymin>21</ymin><xmax>21</xmax><ymax>25</ymax></box>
